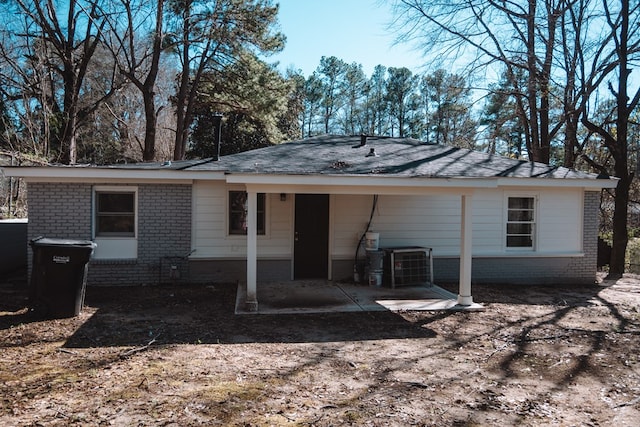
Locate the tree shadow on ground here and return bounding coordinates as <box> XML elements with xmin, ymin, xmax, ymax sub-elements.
<box><xmin>56</xmin><ymin>283</ymin><xmax>440</xmax><ymax>347</ymax></box>
<box><xmin>439</xmin><ymin>281</ymin><xmax>606</xmax><ymax>307</ymax></box>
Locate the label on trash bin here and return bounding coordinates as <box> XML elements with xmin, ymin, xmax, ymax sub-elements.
<box><xmin>53</xmin><ymin>255</ymin><xmax>70</xmax><ymax>264</ymax></box>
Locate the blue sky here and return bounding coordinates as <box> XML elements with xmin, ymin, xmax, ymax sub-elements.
<box><xmin>268</xmin><ymin>0</ymin><xmax>426</xmax><ymax>77</ymax></box>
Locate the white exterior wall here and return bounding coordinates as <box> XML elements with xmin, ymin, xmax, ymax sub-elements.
<box><xmin>192</xmin><ymin>181</ymin><xmax>585</xmax><ymax>261</ymax></box>
<box><xmin>536</xmin><ymin>190</ymin><xmax>583</xmax><ymax>253</ymax></box>
<box><xmin>330</xmin><ymin>187</ymin><xmax>584</xmax><ymax>259</ymax></box>
<box><xmin>191</xmin><ymin>180</ymin><xmax>292</xmax><ymax>259</ymax></box>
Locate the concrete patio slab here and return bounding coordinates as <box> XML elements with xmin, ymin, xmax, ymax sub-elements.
<box><xmin>235</xmin><ymin>281</ymin><xmax>484</xmax><ymax>314</ymax></box>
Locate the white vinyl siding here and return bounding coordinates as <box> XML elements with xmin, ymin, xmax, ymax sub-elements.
<box><xmin>191</xmin><ymin>181</ymin><xmax>292</xmax><ymax>259</ymax></box>
<box><xmin>191</xmin><ymin>182</ymin><xmax>585</xmax><ymax>260</ymax></box>
<box><xmin>470</xmin><ymin>191</ymin><xmax>504</xmax><ymax>253</ymax></box>
<box><xmin>331</xmin><ymin>194</ymin><xmax>463</xmax><ymax>258</ymax></box>
<box><xmin>536</xmin><ymin>190</ymin><xmax>582</xmax><ymax>253</ymax></box>
<box><xmin>330</xmin><ymin>188</ymin><xmax>584</xmax><ymax>258</ymax></box>
<box><xmin>331</xmin><ymin>195</ymin><xmax>374</xmax><ymax>259</ymax></box>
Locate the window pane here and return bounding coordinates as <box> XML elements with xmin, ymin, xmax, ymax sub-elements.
<box><xmin>96</xmin><ymin>192</ymin><xmax>135</xmax><ymax>237</ymax></box>
<box><xmin>98</xmin><ymin>193</ymin><xmax>134</xmax><ymax>213</ymax></box>
<box><xmin>508</xmin><ymin>197</ymin><xmax>534</xmax><ymax>209</ymax></box>
<box><xmin>229</xmin><ymin>191</ymin><xmax>265</xmax><ymax>235</ymax></box>
<box><xmin>97</xmin><ymin>215</ymin><xmax>135</xmax><ymax>235</ymax></box>
<box><xmin>229</xmin><ymin>212</ymin><xmax>247</xmax><ymax>234</ymax></box>
<box><xmin>508</xmin><ymin>209</ymin><xmax>534</xmax><ymax>222</ymax></box>
<box><xmin>257</xmin><ymin>193</ymin><xmax>265</xmax><ymax>212</ymax></box>
<box><xmin>507</xmin><ymin>235</ymin><xmax>533</xmax><ymax>247</ymax></box>
<box><xmin>507</xmin><ymin>223</ymin><xmax>532</xmax><ymax>235</ymax></box>
<box><xmin>506</xmin><ymin>196</ymin><xmax>534</xmax><ymax>248</ymax></box>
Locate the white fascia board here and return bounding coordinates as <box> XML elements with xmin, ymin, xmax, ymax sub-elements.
<box><xmin>226</xmin><ymin>173</ymin><xmax>617</xmax><ymax>194</ymax></box>
<box><xmin>1</xmin><ymin>166</ymin><xmax>226</xmax><ymax>182</ymax></box>
<box><xmin>496</xmin><ymin>176</ymin><xmax>619</xmax><ymax>189</ymax></box>
<box><xmin>234</xmin><ymin>175</ymin><xmax>493</xmax><ymax>196</ymax></box>
<box><xmin>244</xmin><ymin>183</ymin><xmax>476</xmax><ymax>196</ymax></box>
<box><xmin>225</xmin><ymin>173</ymin><xmax>498</xmax><ymax>189</ymax></box>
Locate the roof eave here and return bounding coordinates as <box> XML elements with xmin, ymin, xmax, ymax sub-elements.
<box><xmin>495</xmin><ymin>176</ymin><xmax>619</xmax><ymax>189</ymax></box>
<box><xmin>227</xmin><ymin>173</ymin><xmax>618</xmax><ymax>190</ymax></box>
<box><xmin>225</xmin><ymin>173</ymin><xmax>497</xmax><ymax>188</ymax></box>
<box><xmin>1</xmin><ymin>166</ymin><xmax>226</xmax><ymax>182</ymax></box>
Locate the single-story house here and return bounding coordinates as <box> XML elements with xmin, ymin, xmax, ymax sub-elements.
<box><xmin>1</xmin><ymin>135</ymin><xmax>618</xmax><ymax>311</ymax></box>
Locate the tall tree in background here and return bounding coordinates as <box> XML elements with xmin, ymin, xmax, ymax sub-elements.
<box><xmin>316</xmin><ymin>56</ymin><xmax>347</xmax><ymax>134</ymax></box>
<box><xmin>340</xmin><ymin>62</ymin><xmax>367</xmax><ymax>135</ymax></box>
<box><xmin>422</xmin><ymin>69</ymin><xmax>476</xmax><ymax>147</ymax></box>
<box><xmin>481</xmin><ymin>72</ymin><xmax>527</xmax><ymax>157</ymax></box>
<box><xmin>0</xmin><ymin>19</ymin><xmax>55</xmax><ymax>157</ymax></box>
<box><xmin>393</xmin><ymin>0</ymin><xmax>572</xmax><ymax>163</ymax></box>
<box><xmin>302</xmin><ymin>73</ymin><xmax>323</xmax><ymax>136</ymax></box>
<box><xmin>279</xmin><ymin>69</ymin><xmax>305</xmax><ymax>141</ymax></box>
<box><xmin>369</xmin><ymin>65</ymin><xmax>388</xmax><ymax>136</ymax></box>
<box><xmin>168</xmin><ymin>0</ymin><xmax>284</xmax><ymax>160</ymax></box>
<box><xmin>107</xmin><ymin>0</ymin><xmax>166</xmax><ymax>161</ymax></box>
<box><xmin>386</xmin><ymin>67</ymin><xmax>416</xmax><ymax>137</ymax></box>
<box><xmin>560</xmin><ymin>0</ymin><xmax>590</xmax><ymax>168</ymax></box>
<box><xmin>580</xmin><ymin>0</ymin><xmax>640</xmax><ymax>278</ymax></box>
<box><xmin>190</xmin><ymin>51</ymin><xmax>293</xmax><ymax>156</ymax></box>
<box><xmin>8</xmin><ymin>0</ymin><xmax>117</xmax><ymax>164</ymax></box>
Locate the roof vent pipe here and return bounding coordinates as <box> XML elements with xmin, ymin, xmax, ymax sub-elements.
<box><xmin>360</xmin><ymin>134</ymin><xmax>367</xmax><ymax>146</ymax></box>
<box><xmin>212</xmin><ymin>113</ymin><xmax>223</xmax><ymax>161</ymax></box>
<box><xmin>366</xmin><ymin>147</ymin><xmax>378</xmax><ymax>157</ymax></box>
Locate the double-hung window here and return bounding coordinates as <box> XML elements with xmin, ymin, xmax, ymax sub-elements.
<box><xmin>95</xmin><ymin>192</ymin><xmax>136</xmax><ymax>237</ymax></box>
<box><xmin>229</xmin><ymin>191</ymin><xmax>266</xmax><ymax>235</ymax></box>
<box><xmin>93</xmin><ymin>186</ymin><xmax>138</xmax><ymax>259</ymax></box>
<box><xmin>506</xmin><ymin>196</ymin><xmax>535</xmax><ymax>249</ymax></box>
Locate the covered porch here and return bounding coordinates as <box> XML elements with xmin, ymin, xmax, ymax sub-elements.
<box><xmin>235</xmin><ymin>177</ymin><xmax>481</xmax><ymax>312</ymax></box>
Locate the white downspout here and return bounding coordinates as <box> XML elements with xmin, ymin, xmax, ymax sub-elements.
<box><xmin>245</xmin><ymin>189</ymin><xmax>258</xmax><ymax>311</ymax></box>
<box><xmin>457</xmin><ymin>193</ymin><xmax>473</xmax><ymax>305</ymax></box>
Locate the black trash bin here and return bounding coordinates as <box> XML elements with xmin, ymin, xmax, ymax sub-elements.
<box><xmin>29</xmin><ymin>237</ymin><xmax>96</xmax><ymax>318</ymax></box>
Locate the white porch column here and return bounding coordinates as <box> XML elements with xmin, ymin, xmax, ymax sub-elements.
<box><xmin>245</xmin><ymin>189</ymin><xmax>258</xmax><ymax>311</ymax></box>
<box><xmin>457</xmin><ymin>193</ymin><xmax>473</xmax><ymax>306</ymax></box>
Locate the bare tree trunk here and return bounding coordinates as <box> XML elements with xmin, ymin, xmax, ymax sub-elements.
<box><xmin>610</xmin><ymin>173</ymin><xmax>630</xmax><ymax>277</ymax></box>
<box><xmin>608</xmin><ymin>0</ymin><xmax>632</xmax><ymax>278</ymax></box>
<box><xmin>140</xmin><ymin>0</ymin><xmax>164</xmax><ymax>161</ymax></box>
<box><xmin>15</xmin><ymin>0</ymin><xmax>112</xmax><ymax>164</ymax></box>
<box><xmin>581</xmin><ymin>0</ymin><xmax>639</xmax><ymax>278</ymax></box>
<box><xmin>172</xmin><ymin>2</ymin><xmax>191</xmax><ymax>162</ymax></box>
<box><xmin>61</xmin><ymin>70</ymin><xmax>79</xmax><ymax>163</ymax></box>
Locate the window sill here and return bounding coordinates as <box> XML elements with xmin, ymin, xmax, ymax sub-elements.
<box><xmin>472</xmin><ymin>252</ymin><xmax>585</xmax><ymax>258</ymax></box>
<box><xmin>93</xmin><ymin>237</ymin><xmax>137</xmax><ymax>259</ymax></box>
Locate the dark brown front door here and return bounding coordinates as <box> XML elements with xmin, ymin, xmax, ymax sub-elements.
<box><xmin>294</xmin><ymin>194</ymin><xmax>329</xmax><ymax>279</ymax></box>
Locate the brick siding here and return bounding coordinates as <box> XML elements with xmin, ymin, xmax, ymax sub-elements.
<box><xmin>27</xmin><ymin>183</ymin><xmax>192</xmax><ymax>285</ymax></box>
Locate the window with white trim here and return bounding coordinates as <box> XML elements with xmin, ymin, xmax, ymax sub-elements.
<box><xmin>93</xmin><ymin>186</ymin><xmax>138</xmax><ymax>260</ymax></box>
<box><xmin>228</xmin><ymin>191</ymin><xmax>266</xmax><ymax>235</ymax></box>
<box><xmin>506</xmin><ymin>196</ymin><xmax>535</xmax><ymax>248</ymax></box>
<box><xmin>95</xmin><ymin>191</ymin><xmax>136</xmax><ymax>237</ymax></box>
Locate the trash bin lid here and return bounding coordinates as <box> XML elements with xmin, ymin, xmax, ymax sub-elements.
<box><xmin>30</xmin><ymin>237</ymin><xmax>96</xmax><ymax>248</ymax></box>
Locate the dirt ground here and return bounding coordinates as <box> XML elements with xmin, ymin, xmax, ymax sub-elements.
<box><xmin>1</xmin><ymin>271</ymin><xmax>640</xmax><ymax>426</ymax></box>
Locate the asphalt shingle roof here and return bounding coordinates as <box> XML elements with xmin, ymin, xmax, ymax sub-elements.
<box><xmin>181</xmin><ymin>135</ymin><xmax>601</xmax><ymax>180</ymax></box>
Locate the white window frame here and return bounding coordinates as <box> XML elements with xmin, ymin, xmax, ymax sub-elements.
<box><xmin>504</xmin><ymin>193</ymin><xmax>537</xmax><ymax>251</ymax></box>
<box><xmin>226</xmin><ymin>187</ymin><xmax>269</xmax><ymax>238</ymax></box>
<box><xmin>92</xmin><ymin>185</ymin><xmax>138</xmax><ymax>259</ymax></box>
